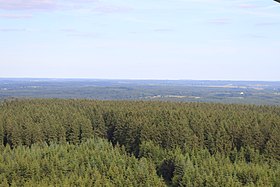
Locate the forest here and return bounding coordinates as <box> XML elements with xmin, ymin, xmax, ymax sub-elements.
<box><xmin>0</xmin><ymin>99</ymin><xmax>279</xmax><ymax>186</ymax></box>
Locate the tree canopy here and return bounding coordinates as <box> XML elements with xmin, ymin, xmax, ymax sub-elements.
<box><xmin>0</xmin><ymin>99</ymin><xmax>279</xmax><ymax>186</ymax></box>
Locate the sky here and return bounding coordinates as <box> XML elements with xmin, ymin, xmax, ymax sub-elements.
<box><xmin>0</xmin><ymin>0</ymin><xmax>280</xmax><ymax>81</ymax></box>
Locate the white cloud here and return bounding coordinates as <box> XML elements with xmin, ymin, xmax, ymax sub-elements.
<box><xmin>0</xmin><ymin>0</ymin><xmax>56</xmax><ymax>10</ymax></box>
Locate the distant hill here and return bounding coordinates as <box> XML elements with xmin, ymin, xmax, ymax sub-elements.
<box><xmin>1</xmin><ymin>78</ymin><xmax>280</xmax><ymax>105</ymax></box>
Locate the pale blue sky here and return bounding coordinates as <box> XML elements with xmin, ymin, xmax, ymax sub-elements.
<box><xmin>0</xmin><ymin>0</ymin><xmax>280</xmax><ymax>80</ymax></box>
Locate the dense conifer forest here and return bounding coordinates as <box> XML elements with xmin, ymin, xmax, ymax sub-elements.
<box><xmin>0</xmin><ymin>99</ymin><xmax>279</xmax><ymax>186</ymax></box>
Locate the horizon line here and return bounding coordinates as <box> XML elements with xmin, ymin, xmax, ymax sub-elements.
<box><xmin>0</xmin><ymin>77</ymin><xmax>280</xmax><ymax>82</ymax></box>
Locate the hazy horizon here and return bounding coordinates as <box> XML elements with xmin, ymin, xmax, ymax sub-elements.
<box><xmin>1</xmin><ymin>0</ymin><xmax>280</xmax><ymax>81</ymax></box>
<box><xmin>1</xmin><ymin>77</ymin><xmax>280</xmax><ymax>82</ymax></box>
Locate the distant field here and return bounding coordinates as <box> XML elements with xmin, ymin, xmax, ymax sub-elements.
<box><xmin>1</xmin><ymin>78</ymin><xmax>280</xmax><ymax>105</ymax></box>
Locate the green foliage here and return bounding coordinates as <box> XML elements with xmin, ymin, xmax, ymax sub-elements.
<box><xmin>140</xmin><ymin>141</ymin><xmax>280</xmax><ymax>187</ymax></box>
<box><xmin>0</xmin><ymin>138</ymin><xmax>165</xmax><ymax>186</ymax></box>
<box><xmin>0</xmin><ymin>99</ymin><xmax>279</xmax><ymax>186</ymax></box>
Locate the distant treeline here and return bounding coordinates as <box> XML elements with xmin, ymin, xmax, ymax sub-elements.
<box><xmin>0</xmin><ymin>99</ymin><xmax>279</xmax><ymax>186</ymax></box>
